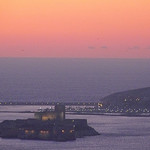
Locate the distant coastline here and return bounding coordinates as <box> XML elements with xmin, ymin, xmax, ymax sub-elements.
<box><xmin>0</xmin><ymin>87</ymin><xmax>150</xmax><ymax>117</ymax></box>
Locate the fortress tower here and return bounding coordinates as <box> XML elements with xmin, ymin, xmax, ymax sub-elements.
<box><xmin>55</xmin><ymin>104</ymin><xmax>65</xmax><ymax>121</ymax></box>
<box><xmin>34</xmin><ymin>104</ymin><xmax>65</xmax><ymax>121</ymax></box>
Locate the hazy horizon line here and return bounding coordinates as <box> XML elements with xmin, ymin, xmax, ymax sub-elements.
<box><xmin>0</xmin><ymin>57</ymin><xmax>150</xmax><ymax>60</ymax></box>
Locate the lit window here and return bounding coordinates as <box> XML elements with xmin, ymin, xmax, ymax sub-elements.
<box><xmin>31</xmin><ymin>130</ymin><xmax>34</xmax><ymax>133</ymax></box>
<box><xmin>70</xmin><ymin>130</ymin><xmax>74</xmax><ymax>133</ymax></box>
<box><xmin>25</xmin><ymin>130</ymin><xmax>29</xmax><ymax>133</ymax></box>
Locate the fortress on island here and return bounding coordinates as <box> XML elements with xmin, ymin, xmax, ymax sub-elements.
<box><xmin>0</xmin><ymin>104</ymin><xmax>99</xmax><ymax>141</ymax></box>
<box><xmin>34</xmin><ymin>104</ymin><xmax>65</xmax><ymax>121</ymax></box>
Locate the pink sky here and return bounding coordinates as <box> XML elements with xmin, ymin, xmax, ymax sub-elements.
<box><xmin>0</xmin><ymin>0</ymin><xmax>150</xmax><ymax>58</ymax></box>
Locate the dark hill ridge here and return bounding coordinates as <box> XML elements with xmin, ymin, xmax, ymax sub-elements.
<box><xmin>101</xmin><ymin>87</ymin><xmax>150</xmax><ymax>112</ymax></box>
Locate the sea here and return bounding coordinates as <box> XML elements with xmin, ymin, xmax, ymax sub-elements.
<box><xmin>0</xmin><ymin>58</ymin><xmax>150</xmax><ymax>150</ymax></box>
<box><xmin>0</xmin><ymin>110</ymin><xmax>150</xmax><ymax>150</ymax></box>
<box><xmin>0</xmin><ymin>58</ymin><xmax>150</xmax><ymax>102</ymax></box>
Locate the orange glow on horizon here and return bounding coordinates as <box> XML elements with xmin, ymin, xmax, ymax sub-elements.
<box><xmin>0</xmin><ymin>0</ymin><xmax>150</xmax><ymax>58</ymax></box>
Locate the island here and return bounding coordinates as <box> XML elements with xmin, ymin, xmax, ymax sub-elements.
<box><xmin>0</xmin><ymin>104</ymin><xmax>99</xmax><ymax>141</ymax></box>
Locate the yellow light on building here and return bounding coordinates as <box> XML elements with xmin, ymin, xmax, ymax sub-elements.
<box><xmin>98</xmin><ymin>103</ymin><xmax>103</xmax><ymax>107</ymax></box>
<box><xmin>62</xmin><ymin>130</ymin><xmax>65</xmax><ymax>133</ymax></box>
<box><xmin>70</xmin><ymin>130</ymin><xmax>74</xmax><ymax>133</ymax></box>
<box><xmin>40</xmin><ymin>130</ymin><xmax>49</xmax><ymax>134</ymax></box>
<box><xmin>40</xmin><ymin>131</ymin><xmax>43</xmax><ymax>134</ymax></box>
<box><xmin>25</xmin><ymin>130</ymin><xmax>29</xmax><ymax>134</ymax></box>
<box><xmin>31</xmin><ymin>130</ymin><xmax>34</xmax><ymax>133</ymax></box>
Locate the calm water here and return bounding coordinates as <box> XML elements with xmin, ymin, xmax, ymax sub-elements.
<box><xmin>0</xmin><ymin>58</ymin><xmax>150</xmax><ymax>102</ymax></box>
<box><xmin>0</xmin><ymin>58</ymin><xmax>150</xmax><ymax>149</ymax></box>
<box><xmin>0</xmin><ymin>111</ymin><xmax>150</xmax><ymax>150</ymax></box>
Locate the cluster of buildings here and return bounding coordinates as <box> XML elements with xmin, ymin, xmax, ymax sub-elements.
<box><xmin>97</xmin><ymin>102</ymin><xmax>150</xmax><ymax>114</ymax></box>
<box><xmin>0</xmin><ymin>104</ymin><xmax>99</xmax><ymax>141</ymax></box>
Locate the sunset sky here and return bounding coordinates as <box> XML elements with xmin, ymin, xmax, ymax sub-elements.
<box><xmin>0</xmin><ymin>0</ymin><xmax>150</xmax><ymax>58</ymax></box>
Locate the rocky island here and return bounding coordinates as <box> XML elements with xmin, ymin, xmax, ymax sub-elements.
<box><xmin>0</xmin><ymin>104</ymin><xmax>99</xmax><ymax>141</ymax></box>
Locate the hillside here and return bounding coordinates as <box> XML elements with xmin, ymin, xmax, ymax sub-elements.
<box><xmin>100</xmin><ymin>87</ymin><xmax>150</xmax><ymax>113</ymax></box>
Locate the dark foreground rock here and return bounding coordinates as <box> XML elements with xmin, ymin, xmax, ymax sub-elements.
<box><xmin>0</xmin><ymin>118</ymin><xmax>99</xmax><ymax>141</ymax></box>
